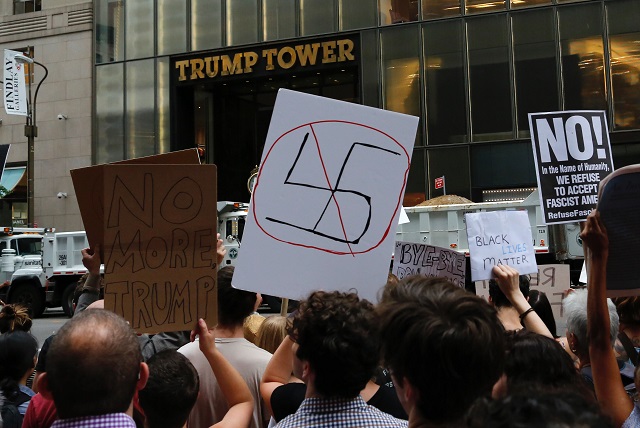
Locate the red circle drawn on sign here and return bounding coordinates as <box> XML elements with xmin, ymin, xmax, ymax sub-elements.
<box><xmin>252</xmin><ymin>120</ymin><xmax>410</xmax><ymax>256</ymax></box>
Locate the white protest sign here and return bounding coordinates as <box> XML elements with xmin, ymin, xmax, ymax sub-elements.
<box><xmin>529</xmin><ymin>110</ymin><xmax>613</xmax><ymax>224</ymax></box>
<box><xmin>392</xmin><ymin>241</ymin><xmax>466</xmax><ymax>288</ymax></box>
<box><xmin>476</xmin><ymin>264</ymin><xmax>570</xmax><ymax>337</ymax></box>
<box><xmin>3</xmin><ymin>50</ymin><xmax>28</xmax><ymax>116</ymax></box>
<box><xmin>466</xmin><ymin>210</ymin><xmax>537</xmax><ymax>281</ymax></box>
<box><xmin>233</xmin><ymin>89</ymin><xmax>419</xmax><ymax>302</ymax></box>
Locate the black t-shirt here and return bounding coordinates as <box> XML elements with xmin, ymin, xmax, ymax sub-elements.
<box><xmin>270</xmin><ymin>382</ymin><xmax>408</xmax><ymax>422</ymax></box>
<box><xmin>35</xmin><ymin>334</ymin><xmax>55</xmax><ymax>372</ymax></box>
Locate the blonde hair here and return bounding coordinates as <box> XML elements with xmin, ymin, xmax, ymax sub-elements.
<box><xmin>256</xmin><ymin>316</ymin><xmax>288</xmax><ymax>354</ymax></box>
<box><xmin>0</xmin><ymin>303</ymin><xmax>32</xmax><ymax>333</ymax></box>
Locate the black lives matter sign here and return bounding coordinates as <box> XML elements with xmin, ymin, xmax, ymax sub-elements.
<box><xmin>529</xmin><ymin>111</ymin><xmax>614</xmax><ymax>225</ymax></box>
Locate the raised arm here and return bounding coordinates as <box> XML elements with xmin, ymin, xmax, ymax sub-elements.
<box><xmin>583</xmin><ymin>211</ymin><xmax>634</xmax><ymax>427</ymax></box>
<box><xmin>74</xmin><ymin>247</ymin><xmax>102</xmax><ymax>315</ymax></box>
<box><xmin>192</xmin><ymin>318</ymin><xmax>253</xmax><ymax>428</ymax></box>
<box><xmin>260</xmin><ymin>335</ymin><xmax>299</xmax><ymax>416</ymax></box>
<box><xmin>492</xmin><ymin>265</ymin><xmax>553</xmax><ymax>338</ymax></box>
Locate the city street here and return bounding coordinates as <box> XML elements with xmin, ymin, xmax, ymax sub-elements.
<box><xmin>31</xmin><ymin>307</ymin><xmax>67</xmax><ymax>345</ymax></box>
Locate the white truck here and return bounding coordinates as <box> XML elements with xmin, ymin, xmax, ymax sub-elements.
<box><xmin>0</xmin><ymin>228</ymin><xmax>89</xmax><ymax>317</ymax></box>
<box><xmin>0</xmin><ymin>202</ymin><xmax>253</xmax><ymax>318</ymax></box>
<box><xmin>396</xmin><ymin>190</ymin><xmax>585</xmax><ymax>289</ymax></box>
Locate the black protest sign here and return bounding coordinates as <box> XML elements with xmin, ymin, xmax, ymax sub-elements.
<box><xmin>529</xmin><ymin>110</ymin><xmax>614</xmax><ymax>224</ymax></box>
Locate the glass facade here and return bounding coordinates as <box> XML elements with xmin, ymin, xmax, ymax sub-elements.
<box><xmin>94</xmin><ymin>0</ymin><xmax>640</xmax><ymax>203</ymax></box>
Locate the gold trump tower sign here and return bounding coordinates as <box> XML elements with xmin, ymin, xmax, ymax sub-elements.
<box><xmin>174</xmin><ymin>37</ymin><xmax>357</xmax><ymax>83</ymax></box>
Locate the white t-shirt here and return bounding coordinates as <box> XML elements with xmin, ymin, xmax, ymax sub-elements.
<box><xmin>178</xmin><ymin>337</ymin><xmax>272</xmax><ymax>428</ymax></box>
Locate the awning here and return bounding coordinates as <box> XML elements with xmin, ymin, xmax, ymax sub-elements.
<box><xmin>0</xmin><ymin>167</ymin><xmax>26</xmax><ymax>196</ymax></box>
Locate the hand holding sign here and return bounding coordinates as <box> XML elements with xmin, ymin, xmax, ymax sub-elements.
<box><xmin>492</xmin><ymin>265</ymin><xmax>553</xmax><ymax>338</ymax></box>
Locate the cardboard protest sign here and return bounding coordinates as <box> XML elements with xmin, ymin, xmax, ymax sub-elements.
<box><xmin>71</xmin><ymin>149</ymin><xmax>200</xmax><ymax>250</ymax></box>
<box><xmin>529</xmin><ymin>110</ymin><xmax>614</xmax><ymax>224</ymax></box>
<box><xmin>233</xmin><ymin>89</ymin><xmax>418</xmax><ymax>303</ymax></box>
<box><xmin>596</xmin><ymin>164</ymin><xmax>640</xmax><ymax>297</ymax></box>
<box><xmin>392</xmin><ymin>241</ymin><xmax>466</xmax><ymax>287</ymax></box>
<box><xmin>465</xmin><ymin>210</ymin><xmax>537</xmax><ymax>281</ymax></box>
<box><xmin>476</xmin><ymin>264</ymin><xmax>570</xmax><ymax>337</ymax></box>
<box><xmin>102</xmin><ymin>164</ymin><xmax>218</xmax><ymax>334</ymax></box>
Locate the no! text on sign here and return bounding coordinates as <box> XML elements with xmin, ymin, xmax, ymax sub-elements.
<box><xmin>529</xmin><ymin>110</ymin><xmax>614</xmax><ymax>224</ymax></box>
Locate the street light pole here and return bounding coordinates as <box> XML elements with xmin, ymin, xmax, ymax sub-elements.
<box><xmin>14</xmin><ymin>53</ymin><xmax>48</xmax><ymax>227</ymax></box>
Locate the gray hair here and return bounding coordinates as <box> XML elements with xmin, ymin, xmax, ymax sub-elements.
<box><xmin>562</xmin><ymin>288</ymin><xmax>619</xmax><ymax>358</ymax></box>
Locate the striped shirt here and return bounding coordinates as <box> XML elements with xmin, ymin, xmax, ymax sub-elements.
<box><xmin>275</xmin><ymin>396</ymin><xmax>408</xmax><ymax>428</ymax></box>
<box><xmin>51</xmin><ymin>413</ymin><xmax>136</xmax><ymax>428</ymax></box>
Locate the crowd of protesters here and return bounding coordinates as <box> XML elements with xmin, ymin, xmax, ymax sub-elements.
<box><xmin>0</xmin><ymin>212</ymin><xmax>639</xmax><ymax>427</ymax></box>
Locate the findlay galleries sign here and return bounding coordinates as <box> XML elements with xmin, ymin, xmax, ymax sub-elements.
<box><xmin>529</xmin><ymin>111</ymin><xmax>614</xmax><ymax>224</ymax></box>
<box><xmin>3</xmin><ymin>50</ymin><xmax>27</xmax><ymax>116</ymax></box>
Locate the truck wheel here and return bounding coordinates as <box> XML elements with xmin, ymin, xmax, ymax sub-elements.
<box><xmin>62</xmin><ymin>284</ymin><xmax>75</xmax><ymax>318</ymax></box>
<box><xmin>10</xmin><ymin>284</ymin><xmax>45</xmax><ymax>318</ymax></box>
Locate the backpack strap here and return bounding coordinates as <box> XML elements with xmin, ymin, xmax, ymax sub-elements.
<box><xmin>618</xmin><ymin>332</ymin><xmax>640</xmax><ymax>367</ymax></box>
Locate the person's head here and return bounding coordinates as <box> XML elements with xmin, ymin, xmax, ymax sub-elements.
<box><xmin>256</xmin><ymin>315</ymin><xmax>288</xmax><ymax>354</ymax></box>
<box><xmin>218</xmin><ymin>266</ymin><xmax>258</xmax><ymax>327</ymax></box>
<box><xmin>613</xmin><ymin>296</ymin><xmax>640</xmax><ymax>327</ymax></box>
<box><xmin>528</xmin><ymin>290</ymin><xmax>558</xmax><ymax>338</ymax></box>
<box><xmin>563</xmin><ymin>289</ymin><xmax>618</xmax><ymax>361</ymax></box>
<box><xmin>0</xmin><ymin>331</ymin><xmax>38</xmax><ymax>383</ymax></box>
<box><xmin>40</xmin><ymin>309</ymin><xmax>148</xmax><ymax>419</ymax></box>
<box><xmin>377</xmin><ymin>275</ymin><xmax>505</xmax><ymax>425</ymax></box>
<box><xmin>139</xmin><ymin>350</ymin><xmax>199</xmax><ymax>428</ymax></box>
<box><xmin>0</xmin><ymin>304</ymin><xmax>32</xmax><ymax>333</ymax></box>
<box><xmin>467</xmin><ymin>392</ymin><xmax>613</xmax><ymax>428</ymax></box>
<box><xmin>287</xmin><ymin>290</ymin><xmax>378</xmax><ymax>398</ymax></box>
<box><xmin>489</xmin><ymin>275</ymin><xmax>530</xmax><ymax>308</ymax></box>
<box><xmin>495</xmin><ymin>330</ymin><xmax>593</xmax><ymax>402</ymax></box>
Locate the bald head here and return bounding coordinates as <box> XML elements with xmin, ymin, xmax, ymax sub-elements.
<box><xmin>46</xmin><ymin>309</ymin><xmax>143</xmax><ymax>418</ymax></box>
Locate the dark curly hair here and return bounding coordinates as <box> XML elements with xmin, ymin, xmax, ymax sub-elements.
<box><xmin>377</xmin><ymin>275</ymin><xmax>505</xmax><ymax>424</ymax></box>
<box><xmin>467</xmin><ymin>392</ymin><xmax>613</xmax><ymax>428</ymax></box>
<box><xmin>287</xmin><ymin>290</ymin><xmax>378</xmax><ymax>398</ymax></box>
<box><xmin>503</xmin><ymin>330</ymin><xmax>594</xmax><ymax>403</ymax></box>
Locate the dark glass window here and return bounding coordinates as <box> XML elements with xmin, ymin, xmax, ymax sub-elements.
<box><xmin>227</xmin><ymin>0</ymin><xmax>259</xmax><ymax>46</ymax></box>
<box><xmin>406</xmin><ymin>148</ymin><xmax>426</xmax><ymax>203</ymax></box>
<box><xmin>157</xmin><ymin>0</ymin><xmax>187</xmax><ymax>55</ymax></box>
<box><xmin>423</xmin><ymin>20</ymin><xmax>467</xmax><ymax>145</ymax></box>
<box><xmin>361</xmin><ymin>30</ymin><xmax>380</xmax><ymax>108</ymax></box>
<box><xmin>558</xmin><ymin>3</ymin><xmax>606</xmax><ymax>111</ymax></box>
<box><xmin>126</xmin><ymin>60</ymin><xmax>156</xmax><ymax>159</ymax></box>
<box><xmin>607</xmin><ymin>0</ymin><xmax>640</xmax><ymax>130</ymax></box>
<box><xmin>381</xmin><ymin>0</ymin><xmax>419</xmax><ymax>25</ymax></box>
<box><xmin>300</xmin><ymin>0</ymin><xmax>336</xmax><ymax>35</ymax></box>
<box><xmin>471</xmin><ymin>142</ymin><xmax>536</xmax><ymax>191</ymax></box>
<box><xmin>427</xmin><ymin>147</ymin><xmax>470</xmax><ymax>200</ymax></box>
<box><xmin>96</xmin><ymin>64</ymin><xmax>125</xmax><ymax>163</ymax></box>
<box><xmin>512</xmin><ymin>9</ymin><xmax>559</xmax><ymax>138</ymax></box>
<box><xmin>14</xmin><ymin>0</ymin><xmax>41</xmax><ymax>14</ymax></box>
<box><xmin>339</xmin><ymin>0</ymin><xmax>377</xmax><ymax>30</ymax></box>
<box><xmin>423</xmin><ymin>0</ymin><xmax>461</xmax><ymax>19</ymax></box>
<box><xmin>125</xmin><ymin>0</ymin><xmax>154</xmax><ymax>60</ymax></box>
<box><xmin>466</xmin><ymin>0</ymin><xmax>505</xmax><ymax>15</ymax></box>
<box><xmin>468</xmin><ymin>15</ymin><xmax>513</xmax><ymax>141</ymax></box>
<box><xmin>96</xmin><ymin>0</ymin><xmax>124</xmax><ymax>63</ymax></box>
<box><xmin>192</xmin><ymin>0</ymin><xmax>223</xmax><ymax>50</ymax></box>
<box><xmin>381</xmin><ymin>26</ymin><xmax>422</xmax><ymax>136</ymax></box>
<box><xmin>263</xmin><ymin>0</ymin><xmax>296</xmax><ymax>41</ymax></box>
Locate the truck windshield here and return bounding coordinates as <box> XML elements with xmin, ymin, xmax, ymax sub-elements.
<box><xmin>11</xmin><ymin>237</ymin><xmax>42</xmax><ymax>255</ymax></box>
